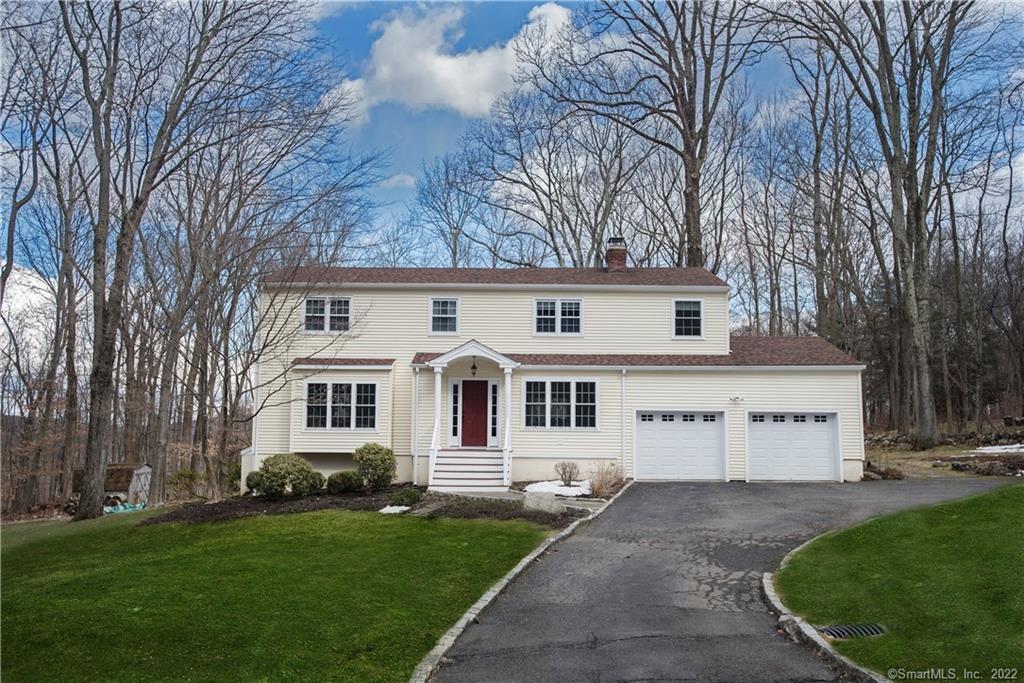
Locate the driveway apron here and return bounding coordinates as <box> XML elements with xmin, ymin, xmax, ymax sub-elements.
<box><xmin>436</xmin><ymin>479</ymin><xmax>1004</xmax><ymax>682</ymax></box>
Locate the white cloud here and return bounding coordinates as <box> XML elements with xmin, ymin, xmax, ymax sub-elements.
<box><xmin>380</xmin><ymin>173</ymin><xmax>416</xmax><ymax>189</ymax></box>
<box><xmin>350</xmin><ymin>3</ymin><xmax>571</xmax><ymax>119</ymax></box>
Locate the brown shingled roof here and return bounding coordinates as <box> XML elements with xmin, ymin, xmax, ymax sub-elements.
<box><xmin>411</xmin><ymin>337</ymin><xmax>861</xmax><ymax>367</ymax></box>
<box><xmin>292</xmin><ymin>357</ymin><xmax>395</xmax><ymax>366</ymax></box>
<box><xmin>265</xmin><ymin>265</ymin><xmax>727</xmax><ymax>288</ymax></box>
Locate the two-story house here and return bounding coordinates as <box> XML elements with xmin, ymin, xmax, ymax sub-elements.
<box><xmin>246</xmin><ymin>237</ymin><xmax>865</xmax><ymax>491</ymax></box>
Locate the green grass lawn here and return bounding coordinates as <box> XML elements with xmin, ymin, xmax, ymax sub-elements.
<box><xmin>775</xmin><ymin>484</ymin><xmax>1024</xmax><ymax>678</ymax></box>
<box><xmin>1</xmin><ymin>509</ymin><xmax>548</xmax><ymax>682</ymax></box>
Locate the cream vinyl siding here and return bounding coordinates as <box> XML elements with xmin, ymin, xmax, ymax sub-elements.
<box><xmin>624</xmin><ymin>370</ymin><xmax>864</xmax><ymax>481</ymax></box>
<box><xmin>252</xmin><ymin>284</ymin><xmax>865</xmax><ymax>484</ymax></box>
<box><xmin>257</xmin><ymin>285</ymin><xmax>728</xmax><ymax>461</ymax></box>
<box><xmin>287</xmin><ymin>368</ymin><xmax>393</xmax><ymax>453</ymax></box>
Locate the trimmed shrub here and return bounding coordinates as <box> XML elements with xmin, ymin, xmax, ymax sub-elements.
<box><xmin>554</xmin><ymin>461</ymin><xmax>580</xmax><ymax>487</ymax></box>
<box><xmin>327</xmin><ymin>470</ymin><xmax>363</xmax><ymax>495</ymax></box>
<box><xmin>245</xmin><ymin>470</ymin><xmax>265</xmax><ymax>495</ymax></box>
<box><xmin>388</xmin><ymin>487</ymin><xmax>422</xmax><ymax>507</ymax></box>
<box><xmin>292</xmin><ymin>470</ymin><xmax>325</xmax><ymax>497</ymax></box>
<box><xmin>259</xmin><ymin>453</ymin><xmax>316</xmax><ymax>497</ymax></box>
<box><xmin>353</xmin><ymin>443</ymin><xmax>396</xmax><ymax>492</ymax></box>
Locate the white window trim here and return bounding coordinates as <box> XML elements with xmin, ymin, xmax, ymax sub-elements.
<box><xmin>532</xmin><ymin>297</ymin><xmax>584</xmax><ymax>337</ymax></box>
<box><xmin>303</xmin><ymin>296</ymin><xmax>351</xmax><ymax>334</ymax></box>
<box><xmin>671</xmin><ymin>298</ymin><xmax>704</xmax><ymax>340</ymax></box>
<box><xmin>428</xmin><ymin>296</ymin><xmax>460</xmax><ymax>336</ymax></box>
<box><xmin>302</xmin><ymin>379</ymin><xmax>379</xmax><ymax>432</ymax></box>
<box><xmin>448</xmin><ymin>378</ymin><xmax>500</xmax><ymax>448</ymax></box>
<box><xmin>521</xmin><ymin>377</ymin><xmax>600</xmax><ymax>431</ymax></box>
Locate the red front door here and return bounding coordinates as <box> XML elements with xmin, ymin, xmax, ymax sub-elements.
<box><xmin>461</xmin><ymin>380</ymin><xmax>488</xmax><ymax>447</ymax></box>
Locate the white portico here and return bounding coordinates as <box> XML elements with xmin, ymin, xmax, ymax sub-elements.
<box><xmin>413</xmin><ymin>340</ymin><xmax>518</xmax><ymax>491</ymax></box>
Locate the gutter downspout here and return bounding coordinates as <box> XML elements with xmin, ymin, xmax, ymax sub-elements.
<box><xmin>620</xmin><ymin>368</ymin><xmax>627</xmax><ymax>473</ymax></box>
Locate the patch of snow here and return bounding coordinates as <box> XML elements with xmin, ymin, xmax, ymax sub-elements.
<box><xmin>524</xmin><ymin>480</ymin><xmax>591</xmax><ymax>497</ymax></box>
<box><xmin>971</xmin><ymin>443</ymin><xmax>1024</xmax><ymax>454</ymax></box>
<box><xmin>379</xmin><ymin>505</ymin><xmax>410</xmax><ymax>514</ymax></box>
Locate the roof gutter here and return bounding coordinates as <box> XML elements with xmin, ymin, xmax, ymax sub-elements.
<box><xmin>263</xmin><ymin>281</ymin><xmax>731</xmax><ymax>294</ymax></box>
<box><xmin>408</xmin><ymin>362</ymin><xmax>866</xmax><ymax>372</ymax></box>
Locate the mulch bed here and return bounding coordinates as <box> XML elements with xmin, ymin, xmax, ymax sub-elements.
<box><xmin>417</xmin><ymin>495</ymin><xmax>588</xmax><ymax>530</ymax></box>
<box><xmin>142</xmin><ymin>490</ymin><xmax>399</xmax><ymax>526</ymax></box>
<box><xmin>142</xmin><ymin>488</ymin><xmax>588</xmax><ymax>529</ymax></box>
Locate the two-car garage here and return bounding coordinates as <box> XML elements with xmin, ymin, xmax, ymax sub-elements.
<box><xmin>634</xmin><ymin>410</ymin><xmax>840</xmax><ymax>481</ymax></box>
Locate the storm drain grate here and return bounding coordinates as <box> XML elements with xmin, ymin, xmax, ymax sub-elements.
<box><xmin>817</xmin><ymin>623</ymin><xmax>886</xmax><ymax>639</ymax></box>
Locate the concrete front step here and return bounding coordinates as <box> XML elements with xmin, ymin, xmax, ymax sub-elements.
<box><xmin>435</xmin><ymin>457</ymin><xmax>504</xmax><ymax>467</ymax></box>
<box><xmin>431</xmin><ymin>477</ymin><xmax>506</xmax><ymax>487</ymax></box>
<box><xmin>429</xmin><ymin>484</ymin><xmax>509</xmax><ymax>492</ymax></box>
<box><xmin>434</xmin><ymin>463</ymin><xmax>504</xmax><ymax>472</ymax></box>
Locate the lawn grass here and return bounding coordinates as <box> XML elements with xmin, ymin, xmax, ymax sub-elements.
<box><xmin>1</xmin><ymin>509</ymin><xmax>548</xmax><ymax>682</ymax></box>
<box><xmin>775</xmin><ymin>484</ymin><xmax>1024</xmax><ymax>678</ymax></box>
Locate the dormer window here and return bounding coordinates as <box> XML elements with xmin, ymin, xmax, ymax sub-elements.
<box><xmin>535</xmin><ymin>298</ymin><xmax>582</xmax><ymax>335</ymax></box>
<box><xmin>304</xmin><ymin>297</ymin><xmax>349</xmax><ymax>332</ymax></box>
<box><xmin>672</xmin><ymin>299</ymin><xmax>702</xmax><ymax>338</ymax></box>
<box><xmin>430</xmin><ymin>298</ymin><xmax>459</xmax><ymax>334</ymax></box>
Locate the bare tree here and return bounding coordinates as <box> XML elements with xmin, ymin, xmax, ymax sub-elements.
<box><xmin>521</xmin><ymin>0</ymin><xmax>764</xmax><ymax>267</ymax></box>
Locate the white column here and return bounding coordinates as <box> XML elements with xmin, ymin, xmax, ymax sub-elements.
<box><xmin>429</xmin><ymin>366</ymin><xmax>443</xmax><ymax>486</ymax></box>
<box><xmin>412</xmin><ymin>368</ymin><xmax>420</xmax><ymax>485</ymax></box>
<box><xmin>503</xmin><ymin>367</ymin><xmax>513</xmax><ymax>485</ymax></box>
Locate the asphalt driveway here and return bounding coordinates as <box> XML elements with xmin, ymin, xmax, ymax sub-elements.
<box><xmin>436</xmin><ymin>479</ymin><xmax>1006</xmax><ymax>682</ymax></box>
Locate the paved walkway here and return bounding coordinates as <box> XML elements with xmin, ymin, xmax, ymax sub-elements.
<box><xmin>436</xmin><ymin>479</ymin><xmax>1005</xmax><ymax>682</ymax></box>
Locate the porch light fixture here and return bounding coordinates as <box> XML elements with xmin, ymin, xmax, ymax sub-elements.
<box><xmin>470</xmin><ymin>356</ymin><xmax>478</xmax><ymax>376</ymax></box>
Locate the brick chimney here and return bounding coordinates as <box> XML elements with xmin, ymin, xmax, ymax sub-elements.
<box><xmin>606</xmin><ymin>236</ymin><xmax>628</xmax><ymax>272</ymax></box>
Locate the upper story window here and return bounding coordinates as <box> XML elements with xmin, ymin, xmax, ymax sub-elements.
<box><xmin>307</xmin><ymin>381</ymin><xmax>376</xmax><ymax>430</ymax></box>
<box><xmin>524</xmin><ymin>379</ymin><xmax>597</xmax><ymax>429</ymax></box>
<box><xmin>673</xmin><ymin>299</ymin><xmax>702</xmax><ymax>338</ymax></box>
<box><xmin>430</xmin><ymin>298</ymin><xmax>459</xmax><ymax>334</ymax></box>
<box><xmin>304</xmin><ymin>297</ymin><xmax>349</xmax><ymax>332</ymax></box>
<box><xmin>535</xmin><ymin>298</ymin><xmax>582</xmax><ymax>335</ymax></box>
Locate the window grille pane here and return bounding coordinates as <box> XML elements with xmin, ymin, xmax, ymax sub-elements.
<box><xmin>525</xmin><ymin>381</ymin><xmax>546</xmax><ymax>427</ymax></box>
<box><xmin>331</xmin><ymin>383</ymin><xmax>351</xmax><ymax>428</ymax></box>
<box><xmin>702</xmin><ymin>414</ymin><xmax>716</xmax><ymax>422</ymax></box>
<box><xmin>535</xmin><ymin>300</ymin><xmax>556</xmax><ymax>333</ymax></box>
<box><xmin>550</xmin><ymin>381</ymin><xmax>571</xmax><ymax>427</ymax></box>
<box><xmin>773</xmin><ymin>415</ymin><xmax>785</xmax><ymax>423</ymax></box>
<box><xmin>574</xmin><ymin>381</ymin><xmax>596</xmax><ymax>427</ymax></box>
<box><xmin>674</xmin><ymin>301</ymin><xmax>701</xmax><ymax>336</ymax></box>
<box><xmin>491</xmin><ymin>384</ymin><xmax>498</xmax><ymax>437</ymax></box>
<box><xmin>329</xmin><ymin>298</ymin><xmax>349</xmax><ymax>331</ymax></box>
<box><xmin>305</xmin><ymin>299</ymin><xmax>325</xmax><ymax>331</ymax></box>
<box><xmin>355</xmin><ymin>384</ymin><xmax>376</xmax><ymax>428</ymax></box>
<box><xmin>560</xmin><ymin>300</ymin><xmax>581</xmax><ymax>334</ymax></box>
<box><xmin>452</xmin><ymin>383</ymin><xmax>459</xmax><ymax>436</ymax></box>
<box><xmin>431</xmin><ymin>299</ymin><xmax>458</xmax><ymax>332</ymax></box>
<box><xmin>306</xmin><ymin>383</ymin><xmax>327</xmax><ymax>428</ymax></box>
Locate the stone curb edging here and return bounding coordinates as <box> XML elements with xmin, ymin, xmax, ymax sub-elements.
<box><xmin>410</xmin><ymin>479</ymin><xmax>635</xmax><ymax>683</ymax></box>
<box><xmin>761</xmin><ymin>570</ymin><xmax>889</xmax><ymax>683</ymax></box>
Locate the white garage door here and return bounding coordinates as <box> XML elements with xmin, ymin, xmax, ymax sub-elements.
<box><xmin>635</xmin><ymin>411</ymin><xmax>725</xmax><ymax>480</ymax></box>
<box><xmin>748</xmin><ymin>412</ymin><xmax>839</xmax><ymax>481</ymax></box>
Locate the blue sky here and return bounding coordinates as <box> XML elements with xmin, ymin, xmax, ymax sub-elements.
<box><xmin>313</xmin><ymin>1</ymin><xmax>790</xmax><ymax>226</ymax></box>
<box><xmin>315</xmin><ymin>2</ymin><xmax>555</xmax><ymax>220</ymax></box>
